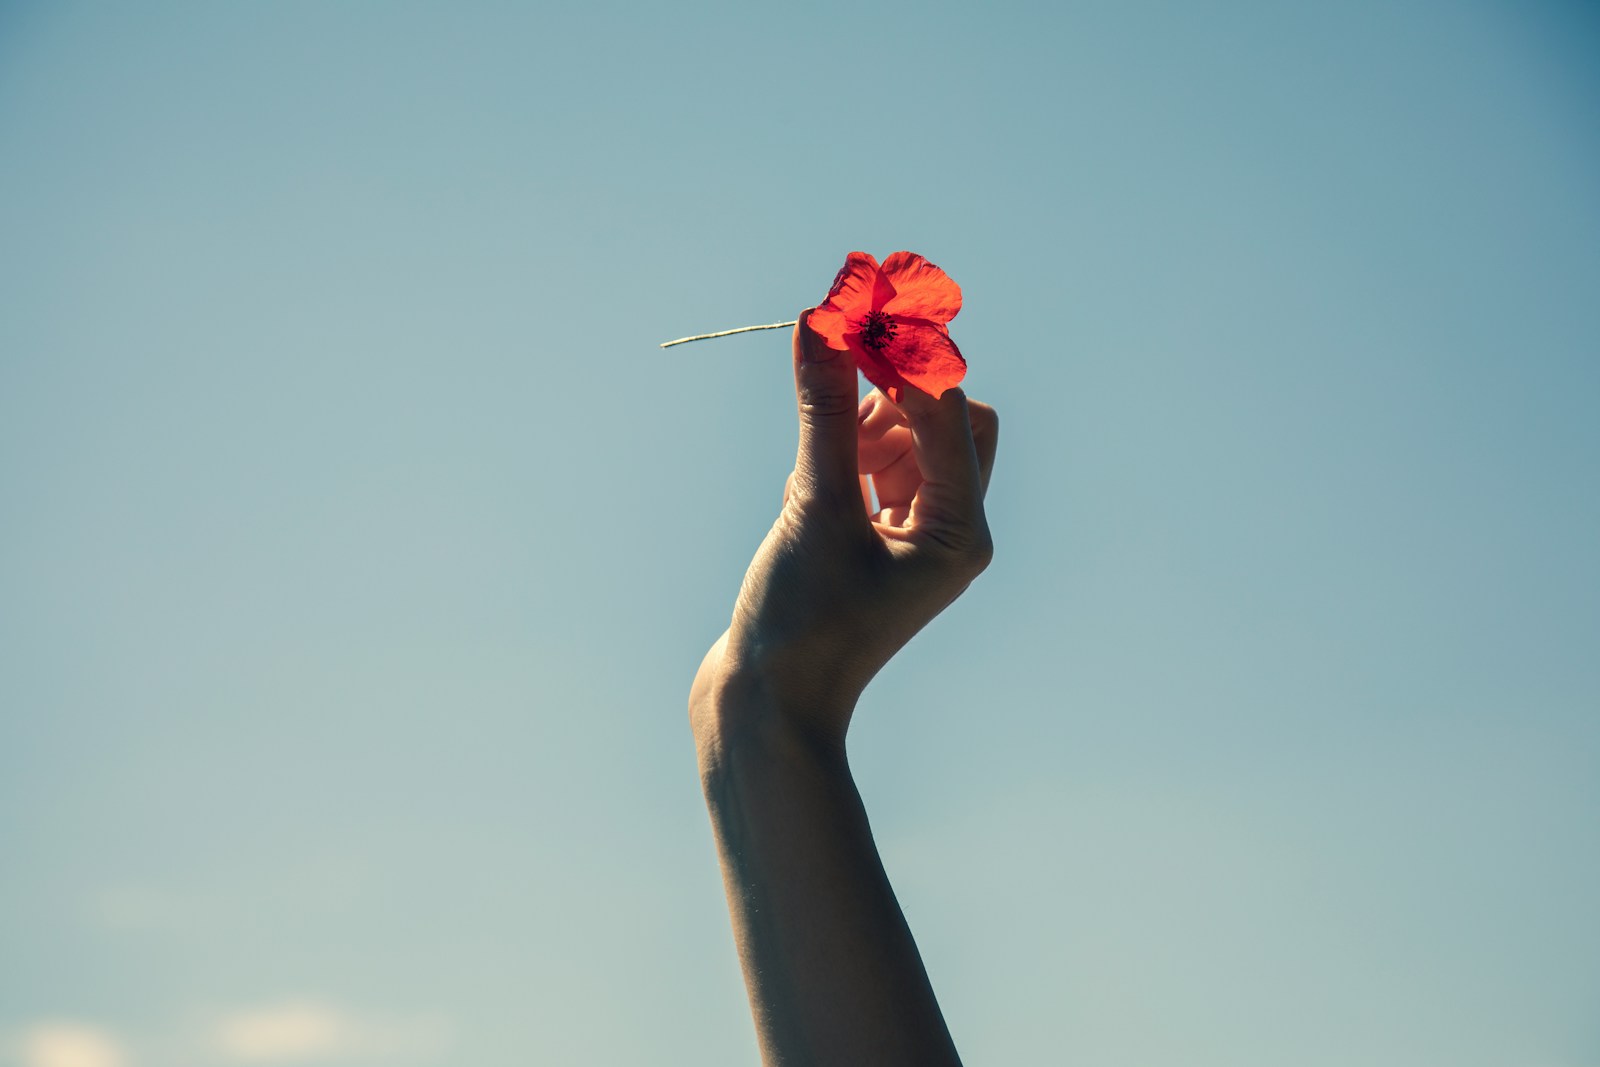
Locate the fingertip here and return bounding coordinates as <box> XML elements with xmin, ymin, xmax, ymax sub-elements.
<box><xmin>892</xmin><ymin>383</ymin><xmax>967</xmax><ymax>424</ymax></box>
<box><xmin>794</xmin><ymin>307</ymin><xmax>848</xmax><ymax>367</ymax></box>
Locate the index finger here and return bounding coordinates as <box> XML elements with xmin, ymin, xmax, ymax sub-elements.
<box><xmin>892</xmin><ymin>385</ymin><xmax>986</xmax><ymax>518</ymax></box>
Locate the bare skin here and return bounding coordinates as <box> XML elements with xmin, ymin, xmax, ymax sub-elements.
<box><xmin>691</xmin><ymin>309</ymin><xmax>999</xmax><ymax>1066</ymax></box>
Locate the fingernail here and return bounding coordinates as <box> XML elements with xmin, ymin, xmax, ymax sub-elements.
<box><xmin>797</xmin><ymin>309</ymin><xmax>831</xmax><ymax>364</ymax></box>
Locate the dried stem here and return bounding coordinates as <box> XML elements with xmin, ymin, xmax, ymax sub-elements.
<box><xmin>659</xmin><ymin>321</ymin><xmax>798</xmax><ymax>348</ymax></box>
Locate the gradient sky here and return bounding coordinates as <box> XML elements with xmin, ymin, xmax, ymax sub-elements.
<box><xmin>3</xmin><ymin>2</ymin><xmax>1598</xmax><ymax>1065</ymax></box>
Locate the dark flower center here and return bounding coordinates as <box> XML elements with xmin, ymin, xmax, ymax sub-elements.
<box><xmin>858</xmin><ymin>310</ymin><xmax>897</xmax><ymax>350</ymax></box>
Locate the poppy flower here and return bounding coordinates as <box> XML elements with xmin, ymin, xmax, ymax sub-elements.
<box><xmin>808</xmin><ymin>251</ymin><xmax>966</xmax><ymax>401</ymax></box>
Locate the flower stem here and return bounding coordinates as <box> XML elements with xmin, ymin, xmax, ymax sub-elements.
<box><xmin>659</xmin><ymin>321</ymin><xmax>799</xmax><ymax>348</ymax></box>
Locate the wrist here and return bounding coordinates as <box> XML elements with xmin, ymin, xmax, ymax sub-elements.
<box><xmin>690</xmin><ymin>644</ymin><xmax>852</xmax><ymax>784</ymax></box>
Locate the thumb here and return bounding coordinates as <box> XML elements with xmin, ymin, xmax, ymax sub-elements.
<box><xmin>791</xmin><ymin>308</ymin><xmax>860</xmax><ymax>507</ymax></box>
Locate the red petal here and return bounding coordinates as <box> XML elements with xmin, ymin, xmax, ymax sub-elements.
<box><xmin>806</xmin><ymin>305</ymin><xmax>853</xmax><ymax>350</ymax></box>
<box><xmin>879</xmin><ymin>320</ymin><xmax>967</xmax><ymax>398</ymax></box>
<box><xmin>849</xmin><ymin>336</ymin><xmax>911</xmax><ymax>401</ymax></box>
<box><xmin>880</xmin><ymin>251</ymin><xmax>962</xmax><ymax>325</ymax></box>
<box><xmin>823</xmin><ymin>252</ymin><xmax>880</xmax><ymax>310</ymax></box>
<box><xmin>811</xmin><ymin>252</ymin><xmax>880</xmax><ymax>350</ymax></box>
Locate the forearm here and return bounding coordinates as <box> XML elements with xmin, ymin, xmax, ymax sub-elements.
<box><xmin>694</xmin><ymin>669</ymin><xmax>962</xmax><ymax>1067</ymax></box>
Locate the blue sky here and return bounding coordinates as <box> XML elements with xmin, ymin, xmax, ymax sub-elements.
<box><xmin>2</xmin><ymin>2</ymin><xmax>1597</xmax><ymax>1065</ymax></box>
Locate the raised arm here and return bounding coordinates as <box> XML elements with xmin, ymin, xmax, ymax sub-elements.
<box><xmin>690</xmin><ymin>310</ymin><xmax>998</xmax><ymax>1066</ymax></box>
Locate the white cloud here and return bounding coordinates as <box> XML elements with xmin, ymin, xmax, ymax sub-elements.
<box><xmin>211</xmin><ymin>1001</ymin><xmax>450</xmax><ymax>1063</ymax></box>
<box><xmin>214</xmin><ymin>1003</ymin><xmax>350</xmax><ymax>1061</ymax></box>
<box><xmin>17</xmin><ymin>1023</ymin><xmax>127</xmax><ymax>1067</ymax></box>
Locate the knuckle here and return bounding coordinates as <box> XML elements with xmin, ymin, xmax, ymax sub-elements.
<box><xmin>968</xmin><ymin>401</ymin><xmax>999</xmax><ymax>438</ymax></box>
<box><xmin>960</xmin><ymin>527</ymin><xmax>995</xmax><ymax>576</ymax></box>
<box><xmin>923</xmin><ymin>520</ymin><xmax>994</xmax><ymax>577</ymax></box>
<box><xmin>798</xmin><ymin>383</ymin><xmax>859</xmax><ymax>422</ymax></box>
<box><xmin>789</xmin><ymin>479</ymin><xmax>863</xmax><ymax>526</ymax></box>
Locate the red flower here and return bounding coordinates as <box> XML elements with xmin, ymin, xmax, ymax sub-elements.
<box><xmin>808</xmin><ymin>251</ymin><xmax>966</xmax><ymax>401</ymax></box>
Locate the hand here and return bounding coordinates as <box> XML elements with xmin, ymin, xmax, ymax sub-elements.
<box><xmin>692</xmin><ymin>308</ymin><xmax>999</xmax><ymax>751</ymax></box>
<box><xmin>688</xmin><ymin>309</ymin><xmax>996</xmax><ymax>1065</ymax></box>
